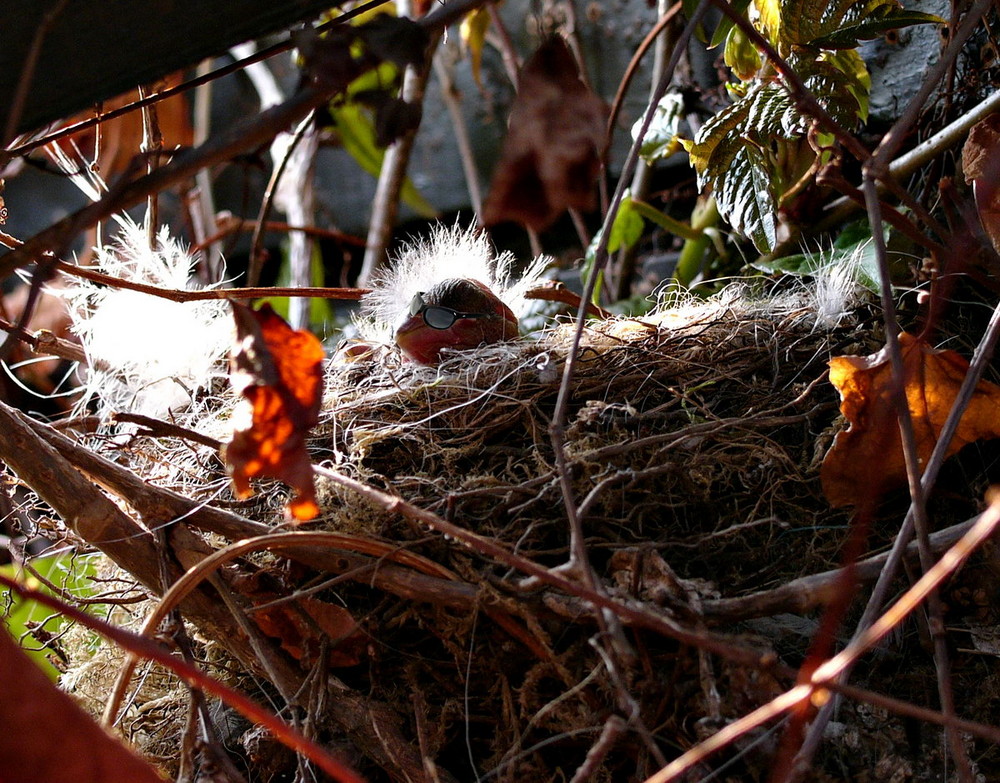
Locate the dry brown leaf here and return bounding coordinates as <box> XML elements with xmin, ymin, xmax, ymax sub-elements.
<box><xmin>962</xmin><ymin>113</ymin><xmax>1000</xmax><ymax>256</ymax></box>
<box><xmin>225</xmin><ymin>303</ymin><xmax>325</xmax><ymax>521</ymax></box>
<box><xmin>821</xmin><ymin>332</ymin><xmax>1000</xmax><ymax>507</ymax></box>
<box><xmin>481</xmin><ymin>35</ymin><xmax>608</xmax><ymax>232</ymax></box>
<box><xmin>0</xmin><ymin>625</ymin><xmax>165</xmax><ymax>783</ymax></box>
<box><xmin>253</xmin><ymin>595</ymin><xmax>365</xmax><ymax>666</ymax></box>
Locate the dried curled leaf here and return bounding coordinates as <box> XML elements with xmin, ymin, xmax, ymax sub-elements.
<box><xmin>962</xmin><ymin>113</ymin><xmax>1000</xmax><ymax>256</ymax></box>
<box><xmin>821</xmin><ymin>332</ymin><xmax>1000</xmax><ymax>507</ymax></box>
<box><xmin>254</xmin><ymin>595</ymin><xmax>365</xmax><ymax>665</ymax></box>
<box><xmin>482</xmin><ymin>35</ymin><xmax>608</xmax><ymax>232</ymax></box>
<box><xmin>225</xmin><ymin>303</ymin><xmax>325</xmax><ymax>520</ymax></box>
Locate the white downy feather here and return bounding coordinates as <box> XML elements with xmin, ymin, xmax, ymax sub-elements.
<box><xmin>61</xmin><ymin>220</ymin><xmax>232</xmax><ymax>420</ymax></box>
<box><xmin>357</xmin><ymin>224</ymin><xmax>550</xmax><ymax>341</ymax></box>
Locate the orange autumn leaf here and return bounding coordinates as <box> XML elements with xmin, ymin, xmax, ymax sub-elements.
<box><xmin>821</xmin><ymin>332</ymin><xmax>1000</xmax><ymax>507</ymax></box>
<box><xmin>225</xmin><ymin>303</ymin><xmax>324</xmax><ymax>520</ymax></box>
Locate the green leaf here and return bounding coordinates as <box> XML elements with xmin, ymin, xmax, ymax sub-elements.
<box><xmin>329</xmin><ymin>102</ymin><xmax>436</xmax><ymax>217</ymax></box>
<box><xmin>634</xmin><ymin>93</ymin><xmax>686</xmax><ymax>162</ymax></box>
<box><xmin>608</xmin><ymin>193</ymin><xmax>645</xmax><ymax>253</ymax></box>
<box><xmin>724</xmin><ymin>24</ymin><xmax>762</xmax><ymax>81</ymax></box>
<box><xmin>630</xmin><ymin>199</ymin><xmax>704</xmax><ymax>241</ymax></box>
<box><xmin>710</xmin><ymin>0</ymin><xmax>752</xmax><ymax>48</ymax></box>
<box><xmin>817</xmin><ymin>49</ymin><xmax>871</xmax><ymax>122</ymax></box>
<box><xmin>1</xmin><ymin>555</ymin><xmax>97</xmax><ymax>679</ymax></box>
<box><xmin>811</xmin><ymin>8</ymin><xmax>944</xmax><ymax>48</ymax></box>
<box><xmin>687</xmin><ymin>83</ymin><xmax>804</xmax><ymax>251</ymax></box>
<box><xmin>778</xmin><ymin>0</ymin><xmax>942</xmax><ymax>48</ymax></box>
<box><xmin>262</xmin><ymin>244</ymin><xmax>333</xmax><ymax>326</ymax></box>
<box><xmin>460</xmin><ymin>6</ymin><xmax>491</xmax><ymax>89</ymax></box>
<box><xmin>753</xmin><ymin>219</ymin><xmax>886</xmax><ymax>290</ymax></box>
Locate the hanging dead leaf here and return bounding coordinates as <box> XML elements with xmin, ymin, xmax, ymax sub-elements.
<box><xmin>225</xmin><ymin>303</ymin><xmax>325</xmax><ymax>521</ymax></box>
<box><xmin>460</xmin><ymin>6</ymin><xmax>492</xmax><ymax>90</ymax></box>
<box><xmin>962</xmin><ymin>113</ymin><xmax>1000</xmax><ymax>256</ymax></box>
<box><xmin>481</xmin><ymin>35</ymin><xmax>608</xmax><ymax>232</ymax></box>
<box><xmin>821</xmin><ymin>332</ymin><xmax>1000</xmax><ymax>507</ymax></box>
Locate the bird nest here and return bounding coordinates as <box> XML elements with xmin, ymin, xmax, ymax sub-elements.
<box><xmin>318</xmin><ymin>286</ymin><xmax>860</xmax><ymax>590</ymax></box>
<box><xmin>49</xmin><ymin>281</ymin><xmax>995</xmax><ymax>781</ymax></box>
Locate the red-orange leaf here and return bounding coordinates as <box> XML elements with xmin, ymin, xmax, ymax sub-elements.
<box><xmin>821</xmin><ymin>332</ymin><xmax>1000</xmax><ymax>507</ymax></box>
<box><xmin>225</xmin><ymin>303</ymin><xmax>325</xmax><ymax>520</ymax></box>
<box><xmin>254</xmin><ymin>595</ymin><xmax>365</xmax><ymax>666</ymax></box>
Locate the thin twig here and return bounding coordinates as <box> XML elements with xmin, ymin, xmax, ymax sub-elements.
<box><xmin>358</xmin><ymin>31</ymin><xmax>443</xmax><ymax>285</ymax></box>
<box><xmin>0</xmin><ymin>572</ymin><xmax>364</xmax><ymax>783</ymax></box>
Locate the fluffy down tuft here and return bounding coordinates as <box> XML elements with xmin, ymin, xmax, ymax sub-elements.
<box><xmin>356</xmin><ymin>225</ymin><xmax>549</xmax><ymax>342</ymax></box>
<box><xmin>61</xmin><ymin>220</ymin><xmax>232</xmax><ymax>420</ymax></box>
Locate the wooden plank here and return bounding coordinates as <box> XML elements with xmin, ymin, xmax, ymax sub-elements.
<box><xmin>1</xmin><ymin>0</ymin><xmax>336</xmax><ymax>139</ymax></box>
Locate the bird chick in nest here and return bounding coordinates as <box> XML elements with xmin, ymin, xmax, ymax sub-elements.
<box><xmin>352</xmin><ymin>225</ymin><xmax>549</xmax><ymax>365</ymax></box>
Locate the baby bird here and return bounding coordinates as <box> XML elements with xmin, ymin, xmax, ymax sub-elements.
<box><xmin>354</xmin><ymin>225</ymin><xmax>548</xmax><ymax>366</ymax></box>
<box><xmin>394</xmin><ymin>278</ymin><xmax>519</xmax><ymax>364</ymax></box>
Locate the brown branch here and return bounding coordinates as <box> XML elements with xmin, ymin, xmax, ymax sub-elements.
<box><xmin>52</xmin><ymin>258</ymin><xmax>370</xmax><ymax>302</ymax></box>
<box><xmin>0</xmin><ymin>571</ymin><xmax>364</xmax><ymax>783</ymax></box>
<box><xmin>700</xmin><ymin>516</ymin><xmax>977</xmax><ymax>624</ymax></box>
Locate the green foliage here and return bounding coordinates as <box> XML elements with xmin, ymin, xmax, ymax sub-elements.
<box><xmin>262</xmin><ymin>243</ymin><xmax>334</xmax><ymax>327</ymax></box>
<box><xmin>317</xmin><ymin>13</ymin><xmax>436</xmax><ymax>218</ymax></box>
<box><xmin>635</xmin><ymin>93</ymin><xmax>686</xmax><ymax>162</ymax></box>
<box><xmin>753</xmin><ymin>219</ymin><xmax>904</xmax><ymax>291</ymax></box>
<box><xmin>688</xmin><ymin>0</ymin><xmax>941</xmax><ymax>253</ymax></box>
<box><xmin>1</xmin><ymin>555</ymin><xmax>97</xmax><ymax>679</ymax></box>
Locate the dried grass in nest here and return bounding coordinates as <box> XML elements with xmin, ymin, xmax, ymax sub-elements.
<box><xmin>57</xmin><ymin>285</ymin><xmax>908</xmax><ymax>781</ymax></box>
<box><xmin>316</xmin><ymin>287</ymin><xmax>868</xmax><ymax>591</ymax></box>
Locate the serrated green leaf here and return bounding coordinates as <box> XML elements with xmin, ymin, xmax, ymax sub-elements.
<box><xmin>811</xmin><ymin>9</ymin><xmax>944</xmax><ymax>48</ymax></box>
<box><xmin>817</xmin><ymin>49</ymin><xmax>870</xmax><ymax>121</ymax></box>
<box><xmin>719</xmin><ymin>144</ymin><xmax>778</xmax><ymax>251</ymax></box>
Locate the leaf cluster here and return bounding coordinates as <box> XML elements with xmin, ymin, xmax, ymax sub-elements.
<box><xmin>685</xmin><ymin>0</ymin><xmax>941</xmax><ymax>252</ymax></box>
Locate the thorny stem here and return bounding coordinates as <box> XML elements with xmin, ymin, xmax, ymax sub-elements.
<box><xmin>2</xmin><ymin>0</ymin><xmax>72</xmax><ymax>147</ymax></box>
<box><xmin>248</xmin><ymin>113</ymin><xmax>313</xmax><ymax>288</ymax></box>
<box><xmin>867</xmin><ymin>0</ymin><xmax>992</xmax><ymax>173</ymax></box>
<box><xmin>433</xmin><ymin>45</ymin><xmax>483</xmax><ymax>215</ymax></box>
<box><xmin>648</xmin><ymin>496</ymin><xmax>1000</xmax><ymax>782</ymax></box>
<box><xmin>614</xmin><ymin>0</ymin><xmax>680</xmax><ymax>301</ymax></box>
<box><xmin>819</xmin><ymin>87</ymin><xmax>1000</xmax><ymax>229</ymax></box>
<box><xmin>545</xmin><ymin>1</ymin><xmax>712</xmax><ymax>754</ymax></box>
<box><xmin>550</xmin><ymin>0</ymin><xmax>711</xmax><ymax>584</ymax></box>
<box><xmin>792</xmin><ymin>0</ymin><xmax>992</xmax><ymax>772</ymax></box>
